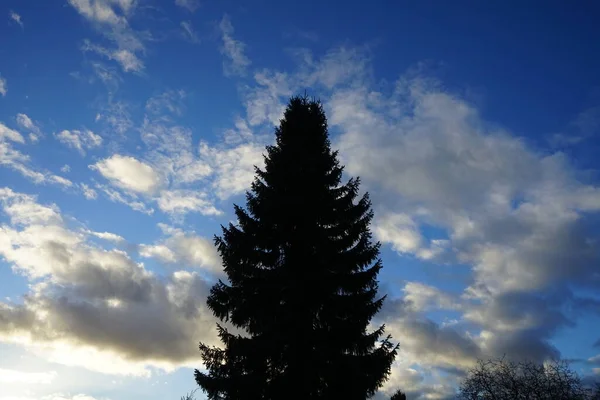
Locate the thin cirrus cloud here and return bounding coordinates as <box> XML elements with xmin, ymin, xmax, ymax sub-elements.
<box><xmin>175</xmin><ymin>0</ymin><xmax>200</xmax><ymax>13</ymax></box>
<box><xmin>180</xmin><ymin>20</ymin><xmax>200</xmax><ymax>44</ymax></box>
<box><xmin>0</xmin><ymin>74</ymin><xmax>6</xmax><ymax>96</ymax></box>
<box><xmin>68</xmin><ymin>0</ymin><xmax>147</xmax><ymax>73</ymax></box>
<box><xmin>16</xmin><ymin>113</ymin><xmax>42</xmax><ymax>142</ymax></box>
<box><xmin>1</xmin><ymin>123</ymin><xmax>72</xmax><ymax>188</ymax></box>
<box><xmin>218</xmin><ymin>15</ymin><xmax>251</xmax><ymax>76</ymax></box>
<box><xmin>9</xmin><ymin>10</ymin><xmax>24</xmax><ymax>28</ymax></box>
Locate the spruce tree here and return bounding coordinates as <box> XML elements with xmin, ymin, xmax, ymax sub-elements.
<box><xmin>195</xmin><ymin>96</ymin><xmax>398</xmax><ymax>399</ymax></box>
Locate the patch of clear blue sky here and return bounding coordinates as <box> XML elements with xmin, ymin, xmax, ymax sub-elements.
<box><xmin>1</xmin><ymin>0</ymin><xmax>600</xmax><ymax>398</ymax></box>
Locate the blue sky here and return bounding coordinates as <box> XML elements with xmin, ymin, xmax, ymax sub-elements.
<box><xmin>1</xmin><ymin>1</ymin><xmax>600</xmax><ymax>399</ymax></box>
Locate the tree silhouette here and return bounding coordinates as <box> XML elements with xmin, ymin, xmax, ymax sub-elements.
<box><xmin>389</xmin><ymin>389</ymin><xmax>407</xmax><ymax>400</ymax></box>
<box><xmin>195</xmin><ymin>96</ymin><xmax>398</xmax><ymax>399</ymax></box>
<box><xmin>459</xmin><ymin>358</ymin><xmax>600</xmax><ymax>400</ymax></box>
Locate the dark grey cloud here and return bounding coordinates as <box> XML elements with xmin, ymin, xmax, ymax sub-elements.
<box><xmin>0</xmin><ymin>189</ymin><xmax>220</xmax><ymax>375</ymax></box>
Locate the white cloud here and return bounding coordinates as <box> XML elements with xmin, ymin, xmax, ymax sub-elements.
<box><xmin>156</xmin><ymin>189</ymin><xmax>222</xmax><ymax>216</ymax></box>
<box><xmin>91</xmin><ymin>154</ymin><xmax>162</xmax><ymax>194</ymax></box>
<box><xmin>9</xmin><ymin>11</ymin><xmax>23</xmax><ymax>28</ymax></box>
<box><xmin>80</xmin><ymin>183</ymin><xmax>97</xmax><ymax>200</ymax></box>
<box><xmin>0</xmin><ymin>368</ymin><xmax>56</xmax><ymax>385</ymax></box>
<box><xmin>69</xmin><ymin>1</ymin><xmax>146</xmax><ymax>73</ymax></box>
<box><xmin>181</xmin><ymin>21</ymin><xmax>199</xmax><ymax>43</ymax></box>
<box><xmin>16</xmin><ymin>114</ymin><xmax>41</xmax><ymax>142</ymax></box>
<box><xmin>199</xmin><ymin>140</ymin><xmax>265</xmax><ymax>199</ymax></box>
<box><xmin>374</xmin><ymin>212</ymin><xmax>448</xmax><ymax>260</ymax></box>
<box><xmin>96</xmin><ymin>100</ymin><xmax>132</xmax><ymax>135</ymax></box>
<box><xmin>82</xmin><ymin>41</ymin><xmax>144</xmax><ymax>73</ymax></box>
<box><xmin>140</xmin><ymin>223</ymin><xmax>221</xmax><ymax>274</ymax></box>
<box><xmin>219</xmin><ymin>15</ymin><xmax>251</xmax><ymax>76</ymax></box>
<box><xmin>42</xmin><ymin>395</ymin><xmax>105</xmax><ymax>400</ymax></box>
<box><xmin>0</xmin><ymin>394</ymin><xmax>104</xmax><ymax>400</ymax></box>
<box><xmin>244</xmin><ymin>70</ymin><xmax>292</xmax><ymax>126</ymax></box>
<box><xmin>68</xmin><ymin>0</ymin><xmax>131</xmax><ymax>25</ymax></box>
<box><xmin>315</xmin><ymin>61</ymin><xmax>600</xmax><ymax>383</ymax></box>
<box><xmin>206</xmin><ymin>47</ymin><xmax>600</xmax><ymax>397</ymax></box>
<box><xmin>0</xmin><ymin>188</ymin><xmax>219</xmax><ymax>375</ymax></box>
<box><xmin>55</xmin><ymin>129</ymin><xmax>102</xmax><ymax>155</ymax></box>
<box><xmin>374</xmin><ymin>213</ymin><xmax>423</xmax><ymax>255</ymax></box>
<box><xmin>0</xmin><ymin>75</ymin><xmax>6</xmax><ymax>96</ymax></box>
<box><xmin>402</xmin><ymin>282</ymin><xmax>461</xmax><ymax>313</ymax></box>
<box><xmin>139</xmin><ymin>244</ymin><xmax>176</xmax><ymax>263</ymax></box>
<box><xmin>0</xmin><ymin>123</ymin><xmax>25</xmax><ymax>143</ymax></box>
<box><xmin>95</xmin><ymin>183</ymin><xmax>154</xmax><ymax>214</ymax></box>
<box><xmin>87</xmin><ymin>230</ymin><xmax>125</xmax><ymax>243</ymax></box>
<box><xmin>89</xmin><ymin>62</ymin><xmax>121</xmax><ymax>92</ymax></box>
<box><xmin>331</xmin><ymin>75</ymin><xmax>600</xmax><ymax>297</ymax></box>
<box><xmin>60</xmin><ymin>164</ymin><xmax>71</xmax><ymax>173</ymax></box>
<box><xmin>175</xmin><ymin>0</ymin><xmax>200</xmax><ymax>12</ymax></box>
<box><xmin>145</xmin><ymin>90</ymin><xmax>186</xmax><ymax>117</ymax></box>
<box><xmin>1</xmin><ymin>123</ymin><xmax>72</xmax><ymax>188</ymax></box>
<box><xmin>111</xmin><ymin>49</ymin><xmax>144</xmax><ymax>73</ymax></box>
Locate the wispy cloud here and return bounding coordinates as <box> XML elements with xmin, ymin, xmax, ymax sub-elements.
<box><xmin>9</xmin><ymin>10</ymin><xmax>23</xmax><ymax>28</ymax></box>
<box><xmin>218</xmin><ymin>15</ymin><xmax>251</xmax><ymax>76</ymax></box>
<box><xmin>1</xmin><ymin>123</ymin><xmax>72</xmax><ymax>188</ymax></box>
<box><xmin>175</xmin><ymin>0</ymin><xmax>200</xmax><ymax>13</ymax></box>
<box><xmin>550</xmin><ymin>104</ymin><xmax>600</xmax><ymax>147</ymax></box>
<box><xmin>55</xmin><ymin>129</ymin><xmax>103</xmax><ymax>155</ymax></box>
<box><xmin>0</xmin><ymin>75</ymin><xmax>6</xmax><ymax>96</ymax></box>
<box><xmin>95</xmin><ymin>99</ymin><xmax>133</xmax><ymax>135</ymax></box>
<box><xmin>69</xmin><ymin>0</ymin><xmax>147</xmax><ymax>73</ymax></box>
<box><xmin>16</xmin><ymin>113</ymin><xmax>42</xmax><ymax>142</ymax></box>
<box><xmin>82</xmin><ymin>40</ymin><xmax>144</xmax><ymax>73</ymax></box>
<box><xmin>180</xmin><ymin>20</ymin><xmax>200</xmax><ymax>43</ymax></box>
<box><xmin>80</xmin><ymin>183</ymin><xmax>97</xmax><ymax>200</ymax></box>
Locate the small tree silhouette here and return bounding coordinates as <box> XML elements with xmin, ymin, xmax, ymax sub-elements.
<box><xmin>459</xmin><ymin>357</ymin><xmax>600</xmax><ymax>400</ymax></box>
<box><xmin>390</xmin><ymin>389</ymin><xmax>407</xmax><ymax>400</ymax></box>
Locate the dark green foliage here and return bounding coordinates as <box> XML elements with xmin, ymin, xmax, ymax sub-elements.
<box><xmin>195</xmin><ymin>96</ymin><xmax>398</xmax><ymax>399</ymax></box>
<box><xmin>390</xmin><ymin>389</ymin><xmax>407</xmax><ymax>400</ymax></box>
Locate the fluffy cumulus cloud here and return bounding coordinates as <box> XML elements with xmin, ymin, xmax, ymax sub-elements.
<box><xmin>199</xmin><ymin>45</ymin><xmax>600</xmax><ymax>397</ymax></box>
<box><xmin>3</xmin><ymin>23</ymin><xmax>599</xmax><ymax>396</ymax></box>
<box><xmin>91</xmin><ymin>154</ymin><xmax>162</xmax><ymax>194</ymax></box>
<box><xmin>0</xmin><ymin>188</ymin><xmax>220</xmax><ymax>376</ymax></box>
<box><xmin>319</xmin><ymin>65</ymin><xmax>600</xmax><ymax>396</ymax></box>
<box><xmin>139</xmin><ymin>223</ymin><xmax>221</xmax><ymax>274</ymax></box>
<box><xmin>86</xmin><ymin>90</ymin><xmax>267</xmax><ymax>218</ymax></box>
